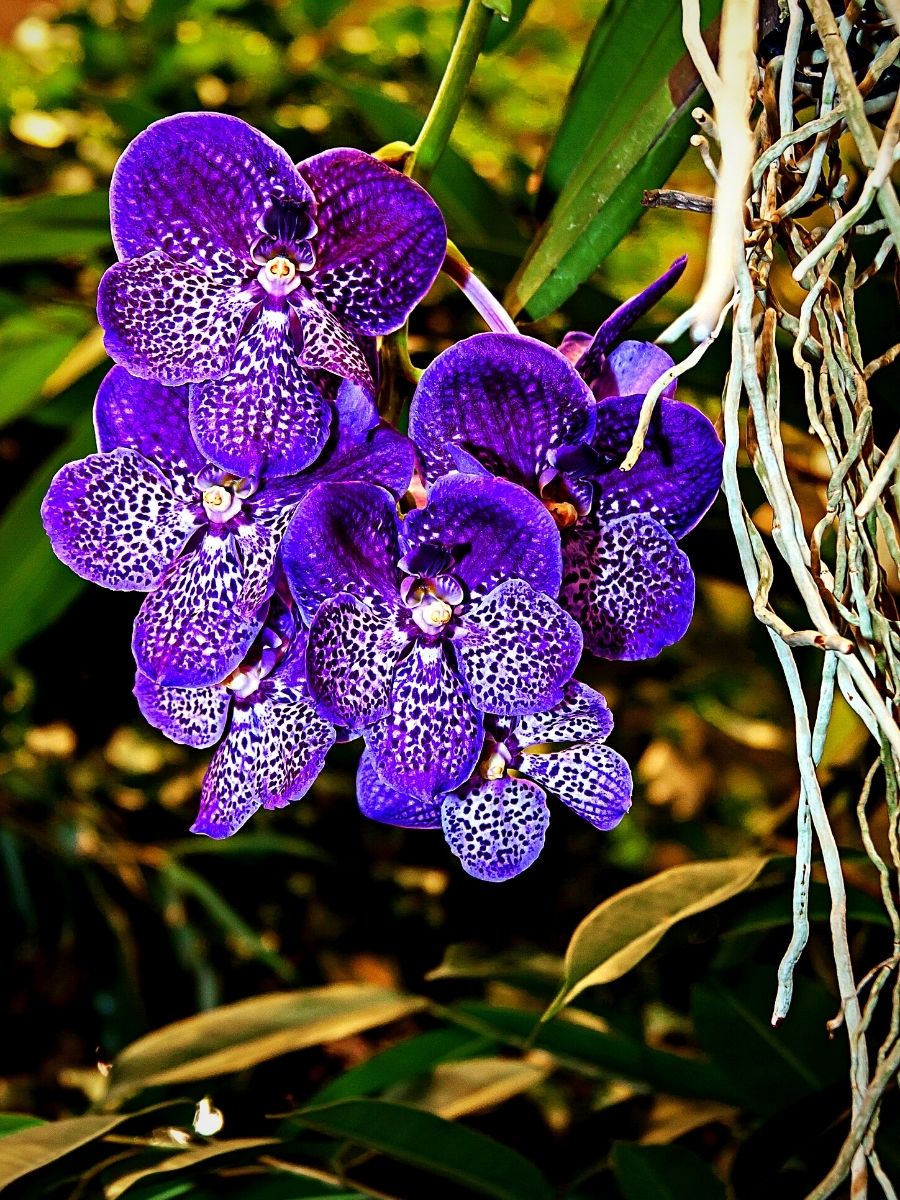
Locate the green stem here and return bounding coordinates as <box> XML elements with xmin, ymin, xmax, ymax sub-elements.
<box><xmin>410</xmin><ymin>0</ymin><xmax>493</xmax><ymax>182</ymax></box>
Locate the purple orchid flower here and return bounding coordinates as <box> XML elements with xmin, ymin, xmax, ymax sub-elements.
<box><xmin>282</xmin><ymin>475</ymin><xmax>582</xmax><ymax>800</ymax></box>
<box><xmin>136</xmin><ymin>600</ymin><xmax>335</xmax><ymax>838</ymax></box>
<box><xmin>356</xmin><ymin>681</ymin><xmax>631</xmax><ymax>882</ymax></box>
<box><xmin>42</xmin><ymin>367</ymin><xmax>414</xmax><ymax>688</ymax></box>
<box><xmin>408</xmin><ymin>328</ymin><xmax>723</xmax><ymax>661</ymax></box>
<box><xmin>97</xmin><ymin>112</ymin><xmax>446</xmax><ymax>477</ymax></box>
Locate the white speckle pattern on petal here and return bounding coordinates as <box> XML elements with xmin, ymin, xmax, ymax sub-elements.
<box><xmin>520</xmin><ymin>742</ymin><xmax>632</xmax><ymax>832</ymax></box>
<box><xmin>134</xmin><ymin>671</ymin><xmax>231</xmax><ymax>749</ymax></box>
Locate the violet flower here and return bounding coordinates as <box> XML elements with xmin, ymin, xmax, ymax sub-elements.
<box><xmin>136</xmin><ymin>602</ymin><xmax>334</xmax><ymax>838</ymax></box>
<box><xmin>282</xmin><ymin>475</ymin><xmax>582</xmax><ymax>800</ymax></box>
<box><xmin>356</xmin><ymin>681</ymin><xmax>632</xmax><ymax>881</ymax></box>
<box><xmin>409</xmin><ymin>328</ymin><xmax>723</xmax><ymax>660</ymax></box>
<box><xmin>42</xmin><ymin>367</ymin><xmax>414</xmax><ymax>687</ymax></box>
<box><xmin>97</xmin><ymin>112</ymin><xmax>446</xmax><ymax>476</ymax></box>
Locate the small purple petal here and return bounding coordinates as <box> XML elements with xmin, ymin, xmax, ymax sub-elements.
<box><xmin>513</xmin><ymin>680</ymin><xmax>614</xmax><ymax>747</ymax></box>
<box><xmin>133</xmin><ymin>533</ymin><xmax>264</xmax><ymax>686</ymax></box>
<box><xmin>590</xmin><ymin>394</ymin><xmax>724</xmax><ymax>538</ymax></box>
<box><xmin>409</xmin><ymin>333</ymin><xmax>596</xmax><ymax>485</ymax></box>
<box><xmin>590</xmin><ymin>341</ymin><xmax>676</xmax><ymax>402</ymax></box>
<box><xmin>356</xmin><ymin>750</ymin><xmax>443</xmax><ymax>829</ymax></box>
<box><xmin>191</xmin><ymin>705</ymin><xmax>265</xmax><ymax>839</ymax></box>
<box><xmin>306</xmin><ymin>593</ymin><xmax>408</xmax><ymax>728</ymax></box>
<box><xmin>94</xmin><ymin>367</ymin><xmax>205</xmax><ymax>501</ymax></box>
<box><xmin>109</xmin><ymin>112</ymin><xmax>313</xmax><ymax>266</ymax></box>
<box><xmin>365</xmin><ymin>641</ymin><xmax>482</xmax><ymax>800</ymax></box>
<box><xmin>98</xmin><ymin>252</ymin><xmax>253</xmax><ymax>386</ymax></box>
<box><xmin>456</xmin><ymin>579</ymin><xmax>582</xmax><ymax>715</ymax></box>
<box><xmin>400</xmin><ymin>474</ymin><xmax>564</xmax><ymax>601</ymax></box>
<box><xmin>591</xmin><ymin>256</ymin><xmax>687</xmax><ymax>357</ymax></box>
<box><xmin>521</xmin><ymin>742</ymin><xmax>632</xmax><ymax>832</ymax></box>
<box><xmin>441</xmin><ymin>776</ymin><xmax>549</xmax><ymax>882</ymax></box>
<box><xmin>190</xmin><ymin>308</ymin><xmax>332</xmax><ymax>478</ymax></box>
<box><xmin>234</xmin><ymin>518</ymin><xmax>284</xmax><ymax>620</ymax></box>
<box><xmin>561</xmin><ymin>515</ymin><xmax>695</xmax><ymax>660</ymax></box>
<box><xmin>289</xmin><ymin>290</ymin><xmax>374</xmax><ymax>388</ymax></box>
<box><xmin>283</xmin><ymin>482</ymin><xmax>402</xmax><ymax>620</ymax></box>
<box><xmin>134</xmin><ymin>671</ymin><xmax>230</xmax><ymax>748</ymax></box>
<box><xmin>42</xmin><ymin>449</ymin><xmax>199</xmax><ymax>591</ymax></box>
<box><xmin>257</xmin><ymin>681</ymin><xmax>335</xmax><ymax>809</ymax></box>
<box><xmin>299</xmin><ymin>148</ymin><xmax>446</xmax><ymax>335</ymax></box>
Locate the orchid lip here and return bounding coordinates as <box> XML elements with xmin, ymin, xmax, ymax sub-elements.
<box><xmin>196</xmin><ymin>467</ymin><xmax>258</xmax><ymax>524</ymax></box>
<box><xmin>257</xmin><ymin>256</ymin><xmax>304</xmax><ymax>297</ymax></box>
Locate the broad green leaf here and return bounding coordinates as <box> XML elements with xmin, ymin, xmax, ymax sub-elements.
<box><xmin>400</xmin><ymin>1056</ymin><xmax>547</xmax><ymax>1119</ymax></box>
<box><xmin>723</xmin><ymin>879</ymin><xmax>889</xmax><ymax>936</ymax></box>
<box><xmin>505</xmin><ymin>0</ymin><xmax>721</xmax><ymax>318</ymax></box>
<box><xmin>544</xmin><ymin>858</ymin><xmax>769</xmax><ymax>1018</ymax></box>
<box><xmin>450</xmin><ymin>1003</ymin><xmax>739</xmax><ymax>1103</ymax></box>
<box><xmin>105</xmin><ymin>985</ymin><xmax>427</xmax><ymax>1102</ymax></box>
<box><xmin>0</xmin><ymin>408</ymin><xmax>96</xmax><ymax>662</ymax></box>
<box><xmin>167</xmin><ymin>832</ymin><xmax>328</xmax><ymax>863</ymax></box>
<box><xmin>292</xmin><ymin>1099</ymin><xmax>553</xmax><ymax>1200</ymax></box>
<box><xmin>0</xmin><ymin>191</ymin><xmax>110</xmax><ymax>264</ymax></box>
<box><xmin>612</xmin><ymin>1143</ymin><xmax>727</xmax><ymax>1200</ymax></box>
<box><xmin>309</xmin><ymin>1028</ymin><xmax>492</xmax><ymax>1106</ymax></box>
<box><xmin>426</xmin><ymin>943</ymin><xmax>562</xmax><ymax>991</ymax></box>
<box><xmin>0</xmin><ymin>1113</ymin><xmax>44</xmax><ymax>1138</ymax></box>
<box><xmin>0</xmin><ymin>308</ymin><xmax>90</xmax><ymax>427</ymax></box>
<box><xmin>106</xmin><ymin>1138</ymin><xmax>278</xmax><ymax>1199</ymax></box>
<box><xmin>484</xmin><ymin>0</ymin><xmax>532</xmax><ymax>51</ymax></box>
<box><xmin>691</xmin><ymin>969</ymin><xmax>845</xmax><ymax>1115</ymax></box>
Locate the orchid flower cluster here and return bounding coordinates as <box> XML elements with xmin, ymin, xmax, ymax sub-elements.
<box><xmin>42</xmin><ymin>113</ymin><xmax>724</xmax><ymax>882</ymax></box>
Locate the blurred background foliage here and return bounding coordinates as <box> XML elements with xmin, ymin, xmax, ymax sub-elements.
<box><xmin>1</xmin><ymin>0</ymin><xmax>899</xmax><ymax>1196</ymax></box>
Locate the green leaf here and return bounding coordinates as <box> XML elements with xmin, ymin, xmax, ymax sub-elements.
<box><xmin>505</xmin><ymin>0</ymin><xmax>721</xmax><ymax>318</ymax></box>
<box><xmin>105</xmin><ymin>984</ymin><xmax>428</xmax><ymax>1103</ymax></box>
<box><xmin>291</xmin><ymin>1099</ymin><xmax>553</xmax><ymax>1200</ymax></box>
<box><xmin>0</xmin><ymin>191</ymin><xmax>110</xmax><ymax>264</ymax></box>
<box><xmin>484</xmin><ymin>0</ymin><xmax>532</xmax><ymax>52</ymax></box>
<box><xmin>0</xmin><ymin>1113</ymin><xmax>44</xmax><ymax>1138</ymax></box>
<box><xmin>481</xmin><ymin>0</ymin><xmax>512</xmax><ymax>18</ymax></box>
<box><xmin>0</xmin><ymin>308</ymin><xmax>89</xmax><ymax>427</ymax></box>
<box><xmin>612</xmin><ymin>1143</ymin><xmax>727</xmax><ymax>1200</ymax></box>
<box><xmin>167</xmin><ymin>832</ymin><xmax>329</xmax><ymax>863</ymax></box>
<box><xmin>106</xmin><ymin>1138</ymin><xmax>278</xmax><ymax>1199</ymax></box>
<box><xmin>426</xmin><ymin>943</ymin><xmax>562</xmax><ymax>992</ymax></box>
<box><xmin>399</xmin><ymin>1056</ymin><xmax>547</xmax><ymax>1119</ymax></box>
<box><xmin>545</xmin><ymin>858</ymin><xmax>770</xmax><ymax>1019</ymax></box>
<box><xmin>0</xmin><ymin>408</ymin><xmax>96</xmax><ymax>662</ymax></box>
<box><xmin>724</xmin><ymin>880</ymin><xmax>890</xmax><ymax>936</ymax></box>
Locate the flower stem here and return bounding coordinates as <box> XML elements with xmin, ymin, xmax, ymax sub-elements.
<box><xmin>410</xmin><ymin>0</ymin><xmax>494</xmax><ymax>183</ymax></box>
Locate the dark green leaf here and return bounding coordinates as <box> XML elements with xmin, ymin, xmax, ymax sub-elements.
<box><xmin>106</xmin><ymin>1138</ymin><xmax>278</xmax><ymax>1199</ymax></box>
<box><xmin>0</xmin><ymin>308</ymin><xmax>89</xmax><ymax>427</ymax></box>
<box><xmin>0</xmin><ymin>1114</ymin><xmax>44</xmax><ymax>1138</ymax></box>
<box><xmin>292</xmin><ymin>1099</ymin><xmax>553</xmax><ymax>1200</ymax></box>
<box><xmin>484</xmin><ymin>0</ymin><xmax>532</xmax><ymax>52</ymax></box>
<box><xmin>612</xmin><ymin>1143</ymin><xmax>727</xmax><ymax>1200</ymax></box>
<box><xmin>0</xmin><ymin>192</ymin><xmax>110</xmax><ymax>264</ymax></box>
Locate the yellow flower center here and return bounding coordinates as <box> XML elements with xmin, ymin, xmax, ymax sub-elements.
<box><xmin>264</xmin><ymin>255</ymin><xmax>297</xmax><ymax>283</ymax></box>
<box><xmin>203</xmin><ymin>485</ymin><xmax>230</xmax><ymax>510</ymax></box>
<box><xmin>421</xmin><ymin>598</ymin><xmax>453</xmax><ymax>627</ymax></box>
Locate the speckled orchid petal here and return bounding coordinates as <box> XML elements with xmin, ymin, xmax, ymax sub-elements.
<box><xmin>134</xmin><ymin>671</ymin><xmax>230</xmax><ymax>749</ymax></box>
<box><xmin>191</xmin><ymin>704</ymin><xmax>266</xmax><ymax>838</ymax></box>
<box><xmin>561</xmin><ymin>515</ymin><xmax>694</xmax><ymax>660</ymax></box>
<box><xmin>521</xmin><ymin>742</ymin><xmax>632</xmax><ymax>832</ymax></box>
<box><xmin>512</xmin><ymin>680</ymin><xmax>614</xmax><ymax>747</ymax></box>
<box><xmin>409</xmin><ymin>332</ymin><xmax>596</xmax><ymax>485</ymax></box>
<box><xmin>356</xmin><ymin>750</ymin><xmax>443</xmax><ymax>829</ymax></box>
<box><xmin>441</xmin><ymin>776</ymin><xmax>549</xmax><ymax>882</ymax></box>
<box><xmin>590</xmin><ymin>341</ymin><xmax>676</xmax><ymax>401</ymax></box>
<box><xmin>257</xmin><ymin>679</ymin><xmax>336</xmax><ymax>810</ymax></box>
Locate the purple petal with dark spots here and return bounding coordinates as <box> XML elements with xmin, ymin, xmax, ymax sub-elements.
<box><xmin>257</xmin><ymin>680</ymin><xmax>335</xmax><ymax>810</ymax></box>
<box><xmin>134</xmin><ymin>671</ymin><xmax>230</xmax><ymax>748</ymax></box>
<box><xmin>283</xmin><ymin>482</ymin><xmax>403</xmax><ymax>619</ymax></box>
<box><xmin>299</xmin><ymin>147</ymin><xmax>447</xmax><ymax>335</ymax></box>
<box><xmin>513</xmin><ymin>680</ymin><xmax>614</xmax><ymax>748</ymax></box>
<box><xmin>561</xmin><ymin>515</ymin><xmax>694</xmax><ymax>660</ymax></box>
<box><xmin>133</xmin><ymin>533</ymin><xmax>264</xmax><ymax>686</ymax></box>
<box><xmin>521</xmin><ymin>742</ymin><xmax>632</xmax><ymax>831</ymax></box>
<box><xmin>400</xmin><ymin>474</ymin><xmax>563</xmax><ymax>601</ymax></box>
<box><xmin>98</xmin><ymin>252</ymin><xmax>253</xmax><ymax>386</ymax></box>
<box><xmin>109</xmin><ymin>112</ymin><xmax>313</xmax><ymax>266</ymax></box>
<box><xmin>356</xmin><ymin>750</ymin><xmax>443</xmax><ymax>829</ymax></box>
<box><xmin>365</xmin><ymin>641</ymin><xmax>482</xmax><ymax>800</ymax></box>
<box><xmin>409</xmin><ymin>333</ymin><xmax>595</xmax><ymax>485</ymax></box>
<box><xmin>289</xmin><ymin>290</ymin><xmax>374</xmax><ymax>387</ymax></box>
<box><xmin>306</xmin><ymin>593</ymin><xmax>408</xmax><ymax>728</ymax></box>
<box><xmin>441</xmin><ymin>776</ymin><xmax>549</xmax><ymax>882</ymax></box>
<box><xmin>41</xmin><ymin>449</ymin><xmax>199</xmax><ymax>591</ymax></box>
<box><xmin>589</xmin><ymin>394</ymin><xmax>724</xmax><ymax>538</ymax></box>
<box><xmin>191</xmin><ymin>705</ymin><xmax>265</xmax><ymax>838</ymax></box>
<box><xmin>190</xmin><ymin>307</ymin><xmax>332</xmax><ymax>478</ymax></box>
<box><xmin>455</xmin><ymin>579</ymin><xmax>582</xmax><ymax>715</ymax></box>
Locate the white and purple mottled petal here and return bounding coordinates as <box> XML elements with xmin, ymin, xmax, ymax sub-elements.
<box><xmin>513</xmin><ymin>680</ymin><xmax>614</xmax><ymax>747</ymax></box>
<box><xmin>590</xmin><ymin>394</ymin><xmax>723</xmax><ymax>538</ymax></box>
<box><xmin>133</xmin><ymin>671</ymin><xmax>231</xmax><ymax>749</ymax></box>
<box><xmin>441</xmin><ymin>776</ymin><xmax>549</xmax><ymax>882</ymax></box>
<box><xmin>410</xmin><ymin>332</ymin><xmax>596</xmax><ymax>485</ymax></box>
<box><xmin>190</xmin><ymin>307</ymin><xmax>332</xmax><ymax>478</ymax></box>
<box><xmin>306</xmin><ymin>592</ymin><xmax>408</xmax><ymax>728</ymax></box>
<box><xmin>365</xmin><ymin>641</ymin><xmax>482</xmax><ymax>800</ymax></box>
<box><xmin>356</xmin><ymin>750</ymin><xmax>443</xmax><ymax>829</ymax></box>
<box><xmin>283</xmin><ymin>482</ymin><xmax>403</xmax><ymax>620</ymax></box>
<box><xmin>561</xmin><ymin>515</ymin><xmax>694</xmax><ymax>660</ymax></box>
<box><xmin>400</xmin><ymin>474</ymin><xmax>563</xmax><ymax>601</ymax></box>
<box><xmin>257</xmin><ymin>682</ymin><xmax>336</xmax><ymax>810</ymax></box>
<box><xmin>520</xmin><ymin>742</ymin><xmax>632</xmax><ymax>832</ymax></box>
<box><xmin>289</xmin><ymin>290</ymin><xmax>374</xmax><ymax>388</ymax></box>
<box><xmin>98</xmin><ymin>252</ymin><xmax>255</xmax><ymax>386</ymax></box>
<box><xmin>133</xmin><ymin>533</ymin><xmax>264</xmax><ymax>686</ymax></box>
<box><xmin>109</xmin><ymin>112</ymin><xmax>314</xmax><ymax>266</ymax></box>
<box><xmin>299</xmin><ymin>148</ymin><xmax>446</xmax><ymax>335</ymax></box>
<box><xmin>191</xmin><ymin>704</ymin><xmax>265</xmax><ymax>839</ymax></box>
<box><xmin>456</xmin><ymin>580</ymin><xmax>582</xmax><ymax>715</ymax></box>
<box><xmin>94</xmin><ymin>367</ymin><xmax>205</xmax><ymax>502</ymax></box>
<box><xmin>234</xmin><ymin>518</ymin><xmax>284</xmax><ymax>619</ymax></box>
<box><xmin>42</xmin><ymin>449</ymin><xmax>200</xmax><ymax>591</ymax></box>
